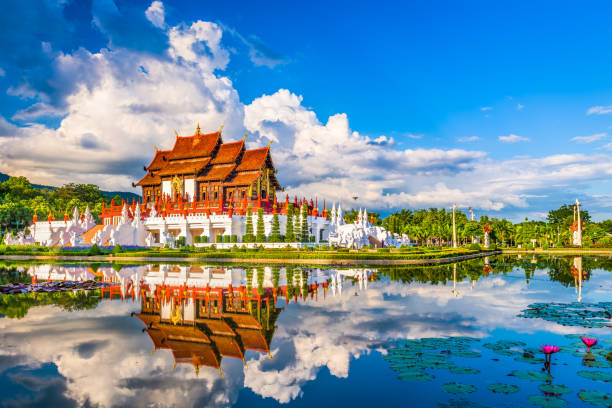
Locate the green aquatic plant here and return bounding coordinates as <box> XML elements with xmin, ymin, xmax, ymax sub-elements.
<box><xmin>449</xmin><ymin>366</ymin><xmax>480</xmax><ymax>375</ymax></box>
<box><xmin>538</xmin><ymin>384</ymin><xmax>571</xmax><ymax>394</ymax></box>
<box><xmin>510</xmin><ymin>369</ymin><xmax>552</xmax><ymax>382</ymax></box>
<box><xmin>397</xmin><ymin>371</ymin><xmax>435</xmax><ymax>382</ymax></box>
<box><xmin>518</xmin><ymin>302</ymin><xmax>612</xmax><ymax>328</ymax></box>
<box><xmin>487</xmin><ymin>383</ymin><xmax>520</xmax><ymax>394</ymax></box>
<box><xmin>441</xmin><ymin>382</ymin><xmax>476</xmax><ymax>395</ymax></box>
<box><xmin>578</xmin><ymin>390</ymin><xmax>612</xmax><ymax>407</ymax></box>
<box><xmin>527</xmin><ymin>395</ymin><xmax>568</xmax><ymax>408</ymax></box>
<box><xmin>577</xmin><ymin>370</ymin><xmax>612</xmax><ymax>382</ymax></box>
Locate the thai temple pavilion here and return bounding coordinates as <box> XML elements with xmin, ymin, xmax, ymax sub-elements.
<box><xmin>90</xmin><ymin>125</ymin><xmax>331</xmax><ymax>246</ymax></box>
<box><xmin>135</xmin><ymin>124</ymin><xmax>282</xmax><ymax>211</ymax></box>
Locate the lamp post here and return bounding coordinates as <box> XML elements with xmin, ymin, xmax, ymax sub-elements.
<box><xmin>451</xmin><ymin>203</ymin><xmax>458</xmax><ymax>248</ymax></box>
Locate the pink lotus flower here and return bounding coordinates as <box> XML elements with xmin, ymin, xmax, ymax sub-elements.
<box><xmin>540</xmin><ymin>345</ymin><xmax>560</xmax><ymax>354</ymax></box>
<box><xmin>581</xmin><ymin>337</ymin><xmax>598</xmax><ymax>352</ymax></box>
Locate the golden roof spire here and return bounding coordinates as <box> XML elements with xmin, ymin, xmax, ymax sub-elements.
<box><xmin>219</xmin><ymin>123</ymin><xmax>224</xmax><ymax>133</ymax></box>
<box><xmin>267</xmin><ymin>139</ymin><xmax>273</xmax><ymax>148</ymax></box>
<box><xmin>196</xmin><ymin>123</ymin><xmax>201</xmax><ymax>135</ymax></box>
<box><xmin>243</xmin><ymin>132</ymin><xmax>248</xmax><ymax>142</ymax></box>
<box><xmin>174</xmin><ymin>130</ymin><xmax>179</xmax><ymax>138</ymax></box>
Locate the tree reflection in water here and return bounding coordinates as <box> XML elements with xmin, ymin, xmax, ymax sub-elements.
<box><xmin>0</xmin><ymin>256</ymin><xmax>611</xmax><ymax>407</ymax></box>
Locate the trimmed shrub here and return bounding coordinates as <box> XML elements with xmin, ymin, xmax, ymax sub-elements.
<box><xmin>256</xmin><ymin>208</ymin><xmax>266</xmax><ymax>242</ymax></box>
<box><xmin>112</xmin><ymin>245</ymin><xmax>123</xmax><ymax>254</ymax></box>
<box><xmin>194</xmin><ymin>236</ymin><xmax>201</xmax><ymax>244</ymax></box>
<box><xmin>88</xmin><ymin>244</ymin><xmax>102</xmax><ymax>256</ymax></box>
<box><xmin>467</xmin><ymin>243</ymin><xmax>481</xmax><ymax>251</ymax></box>
<box><xmin>269</xmin><ymin>212</ymin><xmax>281</xmax><ymax>242</ymax></box>
<box><xmin>231</xmin><ymin>235</ymin><xmax>238</xmax><ymax>243</ymax></box>
<box><xmin>216</xmin><ymin>235</ymin><xmax>223</xmax><ymax>243</ymax></box>
<box><xmin>595</xmin><ymin>235</ymin><xmax>612</xmax><ymax>248</ymax></box>
<box><xmin>285</xmin><ymin>205</ymin><xmax>295</xmax><ymax>242</ymax></box>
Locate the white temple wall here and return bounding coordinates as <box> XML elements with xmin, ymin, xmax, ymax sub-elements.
<box><xmin>161</xmin><ymin>180</ymin><xmax>171</xmax><ymax>197</ymax></box>
<box><xmin>184</xmin><ymin>178</ymin><xmax>195</xmax><ymax>201</ymax></box>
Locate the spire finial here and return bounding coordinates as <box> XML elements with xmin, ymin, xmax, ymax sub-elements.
<box><xmin>243</xmin><ymin>132</ymin><xmax>248</xmax><ymax>142</ymax></box>
<box><xmin>196</xmin><ymin>123</ymin><xmax>201</xmax><ymax>135</ymax></box>
<box><xmin>154</xmin><ymin>144</ymin><xmax>158</xmax><ymax>151</ymax></box>
<box><xmin>267</xmin><ymin>139</ymin><xmax>273</xmax><ymax>148</ymax></box>
<box><xmin>174</xmin><ymin>130</ymin><xmax>179</xmax><ymax>138</ymax></box>
<box><xmin>219</xmin><ymin>123</ymin><xmax>224</xmax><ymax>133</ymax></box>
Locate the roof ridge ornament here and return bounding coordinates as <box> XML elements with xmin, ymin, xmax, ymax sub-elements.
<box><xmin>243</xmin><ymin>132</ymin><xmax>248</xmax><ymax>142</ymax></box>
<box><xmin>267</xmin><ymin>139</ymin><xmax>273</xmax><ymax>148</ymax></box>
<box><xmin>154</xmin><ymin>144</ymin><xmax>158</xmax><ymax>151</ymax></box>
<box><xmin>174</xmin><ymin>130</ymin><xmax>179</xmax><ymax>138</ymax></box>
<box><xmin>219</xmin><ymin>123</ymin><xmax>224</xmax><ymax>134</ymax></box>
<box><xmin>196</xmin><ymin>123</ymin><xmax>201</xmax><ymax>135</ymax></box>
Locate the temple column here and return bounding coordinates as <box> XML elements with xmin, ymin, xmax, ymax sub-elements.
<box><xmin>159</xmin><ymin>222</ymin><xmax>168</xmax><ymax>245</ymax></box>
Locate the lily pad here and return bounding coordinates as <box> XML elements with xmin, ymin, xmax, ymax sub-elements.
<box><xmin>451</xmin><ymin>350</ymin><xmax>482</xmax><ymax>358</ymax></box>
<box><xmin>518</xmin><ymin>302</ymin><xmax>612</xmax><ymax>328</ymax></box>
<box><xmin>488</xmin><ymin>383</ymin><xmax>520</xmax><ymax>394</ymax></box>
<box><xmin>578</xmin><ymin>390</ymin><xmax>612</xmax><ymax>407</ymax></box>
<box><xmin>449</xmin><ymin>366</ymin><xmax>480</xmax><ymax>375</ymax></box>
<box><xmin>538</xmin><ymin>384</ymin><xmax>571</xmax><ymax>394</ymax></box>
<box><xmin>527</xmin><ymin>395</ymin><xmax>568</xmax><ymax>408</ymax></box>
<box><xmin>397</xmin><ymin>371</ymin><xmax>435</xmax><ymax>382</ymax></box>
<box><xmin>564</xmin><ymin>333</ymin><xmax>587</xmax><ymax>339</ymax></box>
<box><xmin>515</xmin><ymin>356</ymin><xmax>546</xmax><ymax>364</ymax></box>
<box><xmin>510</xmin><ymin>369</ymin><xmax>552</xmax><ymax>382</ymax></box>
<box><xmin>442</xmin><ymin>382</ymin><xmax>477</xmax><ymax>394</ymax></box>
<box><xmin>583</xmin><ymin>360</ymin><xmax>612</xmax><ymax>369</ymax></box>
<box><xmin>577</xmin><ymin>370</ymin><xmax>612</xmax><ymax>382</ymax></box>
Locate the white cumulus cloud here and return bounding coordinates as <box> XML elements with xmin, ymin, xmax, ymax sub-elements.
<box><xmin>145</xmin><ymin>1</ymin><xmax>165</xmax><ymax>29</ymax></box>
<box><xmin>587</xmin><ymin>105</ymin><xmax>612</xmax><ymax>115</ymax></box>
<box><xmin>499</xmin><ymin>134</ymin><xmax>529</xmax><ymax>143</ymax></box>
<box><xmin>571</xmin><ymin>132</ymin><xmax>606</xmax><ymax>143</ymax></box>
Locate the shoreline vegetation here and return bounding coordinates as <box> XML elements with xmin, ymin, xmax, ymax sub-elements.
<box><xmin>0</xmin><ymin>246</ymin><xmax>486</xmax><ymax>265</ymax></box>
<box><xmin>1</xmin><ymin>245</ymin><xmax>611</xmax><ymax>266</ymax></box>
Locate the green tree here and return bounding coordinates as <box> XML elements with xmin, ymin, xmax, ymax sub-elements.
<box><xmin>244</xmin><ymin>206</ymin><xmax>255</xmax><ymax>242</ymax></box>
<box><xmin>301</xmin><ymin>203</ymin><xmax>309</xmax><ymax>242</ymax></box>
<box><xmin>546</xmin><ymin>204</ymin><xmax>591</xmax><ymax>224</ymax></box>
<box><xmin>270</xmin><ymin>212</ymin><xmax>281</xmax><ymax>242</ymax></box>
<box><xmin>0</xmin><ymin>177</ymin><xmax>39</xmax><ymax>200</ymax></box>
<box><xmin>294</xmin><ymin>211</ymin><xmax>301</xmax><ymax>243</ymax></box>
<box><xmin>285</xmin><ymin>205</ymin><xmax>295</xmax><ymax>242</ymax></box>
<box><xmin>256</xmin><ymin>208</ymin><xmax>266</xmax><ymax>242</ymax></box>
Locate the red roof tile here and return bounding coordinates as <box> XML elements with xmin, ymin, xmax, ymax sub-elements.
<box><xmin>196</xmin><ymin>164</ymin><xmax>235</xmax><ymax>181</ymax></box>
<box><xmin>168</xmin><ymin>131</ymin><xmax>220</xmax><ymax>160</ymax></box>
<box><xmin>166</xmin><ymin>341</ymin><xmax>220</xmax><ymax>368</ymax></box>
<box><xmin>146</xmin><ymin>150</ymin><xmax>170</xmax><ymax>171</ymax></box>
<box><xmin>235</xmin><ymin>148</ymin><xmax>269</xmax><ymax>171</ymax></box>
<box><xmin>135</xmin><ymin>172</ymin><xmax>161</xmax><ymax>186</ymax></box>
<box><xmin>235</xmin><ymin>328</ymin><xmax>269</xmax><ymax>352</ymax></box>
<box><xmin>156</xmin><ymin>158</ymin><xmax>211</xmax><ymax>177</ymax></box>
<box><xmin>210</xmin><ymin>335</ymin><xmax>243</xmax><ymax>359</ymax></box>
<box><xmin>225</xmin><ymin>171</ymin><xmax>261</xmax><ymax>186</ymax></box>
<box><xmin>211</xmin><ymin>141</ymin><xmax>244</xmax><ymax>164</ymax></box>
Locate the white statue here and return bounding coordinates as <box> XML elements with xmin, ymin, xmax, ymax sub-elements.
<box><xmin>69</xmin><ymin>231</ymin><xmax>77</xmax><ymax>247</ymax></box>
<box><xmin>145</xmin><ymin>232</ymin><xmax>155</xmax><ymax>246</ymax></box>
<box><xmin>72</xmin><ymin>206</ymin><xmax>80</xmax><ymax>224</ymax></box>
<box><xmin>120</xmin><ymin>203</ymin><xmax>129</xmax><ymax>225</ymax></box>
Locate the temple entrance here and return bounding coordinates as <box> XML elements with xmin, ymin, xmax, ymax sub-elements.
<box><xmin>211</xmin><ymin>227</ymin><xmax>226</xmax><ymax>243</ymax></box>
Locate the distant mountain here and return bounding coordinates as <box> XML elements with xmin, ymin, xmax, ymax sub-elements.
<box><xmin>0</xmin><ymin>172</ymin><xmax>141</xmax><ymax>202</ymax></box>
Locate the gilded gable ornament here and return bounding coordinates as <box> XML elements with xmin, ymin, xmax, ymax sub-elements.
<box><xmin>171</xmin><ymin>175</ymin><xmax>183</xmax><ymax>196</ymax></box>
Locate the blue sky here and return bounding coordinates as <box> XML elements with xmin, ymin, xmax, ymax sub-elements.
<box><xmin>1</xmin><ymin>0</ymin><xmax>612</xmax><ymax>220</ymax></box>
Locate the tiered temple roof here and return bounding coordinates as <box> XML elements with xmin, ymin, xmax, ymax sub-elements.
<box><xmin>135</xmin><ymin>125</ymin><xmax>281</xmax><ymax>196</ymax></box>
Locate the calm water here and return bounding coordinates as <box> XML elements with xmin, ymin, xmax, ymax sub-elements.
<box><xmin>1</xmin><ymin>255</ymin><xmax>611</xmax><ymax>407</ymax></box>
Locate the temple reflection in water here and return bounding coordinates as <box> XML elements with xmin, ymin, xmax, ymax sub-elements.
<box><xmin>25</xmin><ymin>264</ymin><xmax>374</xmax><ymax>375</ymax></box>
